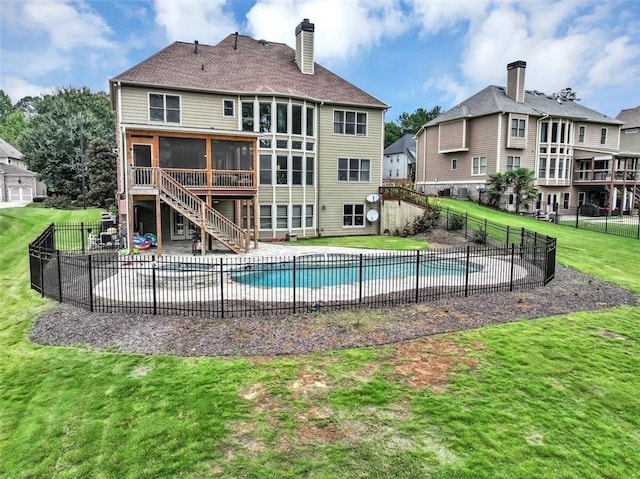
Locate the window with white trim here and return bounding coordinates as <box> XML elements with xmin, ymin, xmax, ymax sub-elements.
<box><xmin>338</xmin><ymin>158</ymin><xmax>370</xmax><ymax>182</ymax></box>
<box><xmin>223</xmin><ymin>99</ymin><xmax>235</xmax><ymax>117</ymax></box>
<box><xmin>306</xmin><ymin>157</ymin><xmax>314</xmax><ymax>185</ymax></box>
<box><xmin>259</xmin><ymin>205</ymin><xmax>272</xmax><ymax>229</ymax></box>
<box><xmin>334</xmin><ymin>110</ymin><xmax>367</xmax><ymax>135</ymax></box>
<box><xmin>506</xmin><ymin>156</ymin><xmax>521</xmax><ymax>171</ymax></box>
<box><xmin>259</xmin><ymin>154</ymin><xmax>272</xmax><ymax>185</ymax></box>
<box><xmin>600</xmin><ymin>128</ymin><xmax>607</xmax><ymax>145</ymax></box>
<box><xmin>511</xmin><ymin>118</ymin><xmax>525</xmax><ymax>138</ymax></box>
<box><xmin>472</xmin><ymin>156</ymin><xmax>487</xmax><ymax>175</ymax></box>
<box><xmin>305</xmin><ymin>205</ymin><xmax>313</xmax><ymax>227</ymax></box>
<box><xmin>292</xmin><ymin>156</ymin><xmax>302</xmax><ymax>185</ymax></box>
<box><xmin>276</xmin><ymin>205</ymin><xmax>288</xmax><ymax>229</ymax></box>
<box><xmin>578</xmin><ymin>125</ymin><xmax>585</xmax><ymax>143</ymax></box>
<box><xmin>343</xmin><ymin>204</ymin><xmax>365</xmax><ymax>227</ymax></box>
<box><xmin>292</xmin><ymin>205</ymin><xmax>302</xmax><ymax>228</ymax></box>
<box><xmin>242</xmin><ymin>102</ymin><xmax>254</xmax><ymax>132</ymax></box>
<box><xmin>451</xmin><ymin>158</ymin><xmax>457</xmax><ymax>170</ymax></box>
<box><xmin>563</xmin><ymin>192</ymin><xmax>570</xmax><ymax>209</ymax></box>
<box><xmin>149</xmin><ymin>93</ymin><xmax>180</xmax><ymax>123</ymax></box>
<box><xmin>276</xmin><ymin>156</ymin><xmax>288</xmax><ymax>185</ymax></box>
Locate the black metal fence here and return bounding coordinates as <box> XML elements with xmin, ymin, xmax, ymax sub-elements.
<box><xmin>29</xmin><ymin>220</ymin><xmax>556</xmax><ymax>319</ymax></box>
<box><xmin>554</xmin><ymin>207</ymin><xmax>640</xmax><ymax>240</ymax></box>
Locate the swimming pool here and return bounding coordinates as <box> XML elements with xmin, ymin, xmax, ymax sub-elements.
<box><xmin>230</xmin><ymin>254</ymin><xmax>483</xmax><ymax>288</ymax></box>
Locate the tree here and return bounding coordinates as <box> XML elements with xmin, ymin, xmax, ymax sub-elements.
<box><xmin>0</xmin><ymin>90</ymin><xmax>13</xmax><ymax>120</ymax></box>
<box><xmin>85</xmin><ymin>137</ymin><xmax>117</xmax><ymax>208</ymax></box>
<box><xmin>20</xmin><ymin>87</ymin><xmax>114</xmax><ymax>198</ymax></box>
<box><xmin>485</xmin><ymin>172</ymin><xmax>509</xmax><ymax>207</ymax></box>
<box><xmin>385</xmin><ymin>106</ymin><xmax>442</xmax><ymax>147</ymax></box>
<box><xmin>0</xmin><ymin>110</ymin><xmax>28</xmax><ymax>147</ymax></box>
<box><xmin>506</xmin><ymin>168</ymin><xmax>537</xmax><ymax>214</ymax></box>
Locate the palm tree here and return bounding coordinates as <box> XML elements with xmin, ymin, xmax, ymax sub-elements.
<box><xmin>506</xmin><ymin>167</ymin><xmax>537</xmax><ymax>214</ymax></box>
<box><xmin>485</xmin><ymin>172</ymin><xmax>509</xmax><ymax>207</ymax></box>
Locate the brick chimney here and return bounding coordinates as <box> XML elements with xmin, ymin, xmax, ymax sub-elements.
<box><xmin>506</xmin><ymin>60</ymin><xmax>526</xmax><ymax>103</ymax></box>
<box><xmin>295</xmin><ymin>18</ymin><xmax>314</xmax><ymax>75</ymax></box>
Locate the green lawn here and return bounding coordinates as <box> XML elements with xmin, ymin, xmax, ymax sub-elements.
<box><xmin>293</xmin><ymin>234</ymin><xmax>429</xmax><ymax>250</ymax></box>
<box><xmin>1</xmin><ymin>203</ymin><xmax>639</xmax><ymax>478</ymax></box>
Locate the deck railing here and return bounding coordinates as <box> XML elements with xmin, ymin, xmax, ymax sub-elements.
<box><xmin>130</xmin><ymin>167</ymin><xmax>255</xmax><ymax>190</ymax></box>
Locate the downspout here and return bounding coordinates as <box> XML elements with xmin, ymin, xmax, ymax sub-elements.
<box><xmin>116</xmin><ymin>81</ymin><xmax>133</xmax><ymax>252</ymax></box>
<box><xmin>316</xmin><ymin>101</ymin><xmax>323</xmax><ymax>237</ymax></box>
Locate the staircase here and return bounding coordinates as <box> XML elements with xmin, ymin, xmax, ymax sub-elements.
<box><xmin>157</xmin><ymin>170</ymin><xmax>250</xmax><ymax>254</ymax></box>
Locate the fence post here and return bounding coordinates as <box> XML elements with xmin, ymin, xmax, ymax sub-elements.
<box><xmin>56</xmin><ymin>250</ymin><xmax>63</xmax><ymax>303</ymax></box>
<box><xmin>87</xmin><ymin>254</ymin><xmax>94</xmax><ymax>312</ymax></box>
<box><xmin>465</xmin><ymin>213</ymin><xmax>468</xmax><ymax>239</ymax></box>
<box><xmin>293</xmin><ymin>256</ymin><xmax>297</xmax><ymax>313</ymax></box>
<box><xmin>358</xmin><ymin>254</ymin><xmax>363</xmax><ymax>304</ymax></box>
<box><xmin>81</xmin><ymin>222</ymin><xmax>85</xmax><ymax>254</ymax></box>
<box><xmin>605</xmin><ymin>212</ymin><xmax>608</xmax><ymax>234</ymax></box>
<box><xmin>575</xmin><ymin>206</ymin><xmax>579</xmax><ymax>229</ymax></box>
<box><xmin>39</xmin><ymin>251</ymin><xmax>44</xmax><ymax>298</ymax></box>
<box><xmin>506</xmin><ymin>225</ymin><xmax>510</xmax><ymax>246</ymax></box>
<box><xmin>464</xmin><ymin>245</ymin><xmax>470</xmax><ymax>297</ymax></box>
<box><xmin>509</xmin><ymin>243</ymin><xmax>515</xmax><ymax>292</ymax></box>
<box><xmin>637</xmin><ymin>211</ymin><xmax>640</xmax><ymax>240</ymax></box>
<box><xmin>446</xmin><ymin>208</ymin><xmax>449</xmax><ymax>230</ymax></box>
<box><xmin>219</xmin><ymin>258</ymin><xmax>225</xmax><ymax>318</ymax></box>
<box><xmin>152</xmin><ymin>256</ymin><xmax>157</xmax><ymax>316</ymax></box>
<box><xmin>415</xmin><ymin>250</ymin><xmax>420</xmax><ymax>303</ymax></box>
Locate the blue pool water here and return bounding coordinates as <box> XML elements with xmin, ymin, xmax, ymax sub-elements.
<box><xmin>230</xmin><ymin>254</ymin><xmax>483</xmax><ymax>288</ymax></box>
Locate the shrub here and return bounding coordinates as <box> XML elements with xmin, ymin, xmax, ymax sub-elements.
<box><xmin>448</xmin><ymin>213</ymin><xmax>465</xmax><ymax>231</ymax></box>
<box><xmin>43</xmin><ymin>196</ymin><xmax>74</xmax><ymax>210</ymax></box>
<box><xmin>474</xmin><ymin>226</ymin><xmax>488</xmax><ymax>244</ymax></box>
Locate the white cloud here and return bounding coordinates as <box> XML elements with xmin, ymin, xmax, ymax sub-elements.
<box><xmin>0</xmin><ymin>76</ymin><xmax>54</xmax><ymax>103</ymax></box>
<box><xmin>410</xmin><ymin>0</ymin><xmax>491</xmax><ymax>36</ymax></box>
<box><xmin>585</xmin><ymin>36</ymin><xmax>640</xmax><ymax>89</ymax></box>
<box><xmin>153</xmin><ymin>0</ymin><xmax>239</xmax><ymax>44</ymax></box>
<box><xmin>21</xmin><ymin>0</ymin><xmax>115</xmax><ymax>51</ymax></box>
<box><xmin>246</xmin><ymin>0</ymin><xmax>410</xmax><ymax>63</ymax></box>
<box><xmin>424</xmin><ymin>74</ymin><xmax>471</xmax><ymax>108</ymax></box>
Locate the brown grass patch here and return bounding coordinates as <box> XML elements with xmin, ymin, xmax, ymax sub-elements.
<box><xmin>391</xmin><ymin>338</ymin><xmax>479</xmax><ymax>391</ymax></box>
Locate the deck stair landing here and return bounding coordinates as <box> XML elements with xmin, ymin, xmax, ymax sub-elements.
<box><xmin>158</xmin><ymin>170</ymin><xmax>250</xmax><ymax>253</ymax></box>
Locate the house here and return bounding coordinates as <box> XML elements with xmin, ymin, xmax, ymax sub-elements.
<box><xmin>383</xmin><ymin>134</ymin><xmax>416</xmax><ymax>183</ymax></box>
<box><xmin>614</xmin><ymin>106</ymin><xmax>640</xmax><ymax>213</ymax></box>
<box><xmin>414</xmin><ymin>61</ymin><xmax>629</xmax><ymax>215</ymax></box>
<box><xmin>0</xmin><ymin>138</ymin><xmax>46</xmax><ymax>203</ymax></box>
<box><xmin>109</xmin><ymin>19</ymin><xmax>387</xmax><ymax>254</ymax></box>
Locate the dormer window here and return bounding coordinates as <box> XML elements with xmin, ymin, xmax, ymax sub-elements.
<box><xmin>149</xmin><ymin>93</ymin><xmax>180</xmax><ymax>123</ymax></box>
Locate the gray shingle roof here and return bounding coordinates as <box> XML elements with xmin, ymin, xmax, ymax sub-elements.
<box><xmin>0</xmin><ymin>139</ymin><xmax>23</xmax><ymax>160</ymax></box>
<box><xmin>616</xmin><ymin>106</ymin><xmax>640</xmax><ymax>129</ymax></box>
<box><xmin>111</xmin><ymin>34</ymin><xmax>388</xmax><ymax>109</ymax></box>
<box><xmin>425</xmin><ymin>85</ymin><xmax>621</xmax><ymax>127</ymax></box>
<box><xmin>0</xmin><ymin>162</ymin><xmax>36</xmax><ymax>176</ymax></box>
<box><xmin>384</xmin><ymin>133</ymin><xmax>416</xmax><ymax>155</ymax></box>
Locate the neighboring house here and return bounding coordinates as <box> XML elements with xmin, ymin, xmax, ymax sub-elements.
<box><xmin>414</xmin><ymin>61</ymin><xmax>628</xmax><ymax>215</ymax></box>
<box><xmin>0</xmin><ymin>138</ymin><xmax>46</xmax><ymax>203</ymax></box>
<box><xmin>109</xmin><ymin>19</ymin><xmax>387</xmax><ymax>254</ymax></box>
<box><xmin>614</xmin><ymin>106</ymin><xmax>640</xmax><ymax>212</ymax></box>
<box><xmin>383</xmin><ymin>134</ymin><xmax>416</xmax><ymax>182</ymax></box>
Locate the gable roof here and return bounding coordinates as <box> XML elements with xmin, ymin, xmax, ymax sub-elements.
<box><xmin>110</xmin><ymin>34</ymin><xmax>388</xmax><ymax>109</ymax></box>
<box><xmin>616</xmin><ymin>106</ymin><xmax>640</xmax><ymax>129</ymax></box>
<box><xmin>0</xmin><ymin>162</ymin><xmax>35</xmax><ymax>176</ymax></box>
<box><xmin>384</xmin><ymin>134</ymin><xmax>416</xmax><ymax>156</ymax></box>
<box><xmin>423</xmin><ymin>85</ymin><xmax>621</xmax><ymax>130</ymax></box>
<box><xmin>0</xmin><ymin>138</ymin><xmax>23</xmax><ymax>160</ymax></box>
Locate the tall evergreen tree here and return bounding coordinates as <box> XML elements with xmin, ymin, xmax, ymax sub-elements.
<box><xmin>85</xmin><ymin>138</ymin><xmax>117</xmax><ymax>208</ymax></box>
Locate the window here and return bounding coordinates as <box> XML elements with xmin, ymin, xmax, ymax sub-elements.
<box><xmin>260</xmin><ymin>205</ymin><xmax>272</xmax><ymax>229</ymax></box>
<box><xmin>451</xmin><ymin>159</ymin><xmax>457</xmax><ymax>170</ymax></box>
<box><xmin>600</xmin><ymin>128</ymin><xmax>607</xmax><ymax>145</ymax></box>
<box><xmin>241</xmin><ymin>204</ymin><xmax>254</xmax><ymax>230</ymax></box>
<box><xmin>276</xmin><ymin>139</ymin><xmax>288</xmax><ymax>149</ymax></box>
<box><xmin>292</xmin><ymin>205</ymin><xmax>302</xmax><ymax>228</ymax></box>
<box><xmin>540</xmin><ymin>122</ymin><xmax>548</xmax><ymax>142</ymax></box>
<box><xmin>338</xmin><ymin>158</ymin><xmax>370</xmax><ymax>182</ymax></box>
<box><xmin>549</xmin><ymin>158</ymin><xmax>556</xmax><ymax>179</ymax></box>
<box><xmin>292</xmin><ymin>156</ymin><xmax>302</xmax><ymax>185</ymax></box>
<box><xmin>511</xmin><ymin>118</ymin><xmax>525</xmax><ymax>137</ymax></box>
<box><xmin>306</xmin><ymin>157</ymin><xmax>314</xmax><ymax>185</ymax></box>
<box><xmin>563</xmin><ymin>192</ymin><xmax>570</xmax><ymax>209</ymax></box>
<box><xmin>223</xmin><ymin>99</ymin><xmax>235</xmax><ymax>117</ymax></box>
<box><xmin>259</xmin><ymin>139</ymin><xmax>272</xmax><ymax>148</ymax></box>
<box><xmin>259</xmin><ymin>154</ymin><xmax>272</xmax><ymax>185</ymax></box>
<box><xmin>306</xmin><ymin>107</ymin><xmax>314</xmax><ymax>136</ymax></box>
<box><xmin>396</xmin><ymin>169</ymin><xmax>399</xmax><ymax>177</ymax></box>
<box><xmin>343</xmin><ymin>204</ymin><xmax>365</xmax><ymax>227</ymax></box>
<box><xmin>292</xmin><ymin>105</ymin><xmax>302</xmax><ymax>135</ymax></box>
<box><xmin>305</xmin><ymin>205</ymin><xmax>313</xmax><ymax>227</ymax></box>
<box><xmin>242</xmin><ymin>102</ymin><xmax>254</xmax><ymax>131</ymax></box>
<box><xmin>276</xmin><ymin>205</ymin><xmax>288</xmax><ymax>229</ymax></box>
<box><xmin>277</xmin><ymin>103</ymin><xmax>288</xmax><ymax>133</ymax></box>
<box><xmin>578</xmin><ymin>125</ymin><xmax>585</xmax><ymax>143</ymax></box>
<box><xmin>472</xmin><ymin>156</ymin><xmax>487</xmax><ymax>175</ymax></box>
<box><xmin>538</xmin><ymin>157</ymin><xmax>546</xmax><ymax>178</ymax></box>
<box><xmin>159</xmin><ymin>137</ymin><xmax>205</xmax><ymax>168</ymax></box>
<box><xmin>291</xmin><ymin>140</ymin><xmax>302</xmax><ymax>150</ymax></box>
<box><xmin>508</xmin><ymin>194</ymin><xmax>514</xmax><ymax>205</ymax></box>
<box><xmin>535</xmin><ymin>193</ymin><xmax>542</xmax><ymax>210</ymax></box>
<box><xmin>305</xmin><ymin>142</ymin><xmax>314</xmax><ymax>152</ymax></box>
<box><xmin>559</xmin><ymin>158</ymin><xmax>564</xmax><ymax>178</ymax></box>
<box><xmin>149</xmin><ymin>93</ymin><xmax>180</xmax><ymax>123</ymax></box>
<box><xmin>276</xmin><ymin>156</ymin><xmax>288</xmax><ymax>185</ymax></box>
<box><xmin>560</xmin><ymin>123</ymin><xmax>566</xmax><ymax>143</ymax></box>
<box><xmin>551</xmin><ymin>122</ymin><xmax>558</xmax><ymax>142</ymax></box>
<box><xmin>334</xmin><ymin>110</ymin><xmax>367</xmax><ymax>135</ymax></box>
<box><xmin>506</xmin><ymin>156</ymin><xmax>520</xmax><ymax>171</ymax></box>
<box><xmin>259</xmin><ymin>103</ymin><xmax>271</xmax><ymax>132</ymax></box>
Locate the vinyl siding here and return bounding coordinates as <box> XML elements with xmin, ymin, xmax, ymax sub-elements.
<box><xmin>438</xmin><ymin>120</ymin><xmax>465</xmax><ymax>151</ymax></box>
<box><xmin>579</xmin><ymin>122</ymin><xmax>620</xmax><ymax>150</ymax></box>
<box><xmin>621</xmin><ymin>129</ymin><xmax>640</xmax><ymax>153</ymax></box>
<box><xmin>316</xmin><ymin>104</ymin><xmax>383</xmax><ymax>236</ymax></box>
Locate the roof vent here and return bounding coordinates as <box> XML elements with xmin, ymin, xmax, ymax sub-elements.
<box><xmin>258</xmin><ymin>39</ymin><xmax>268</xmax><ymax>46</ymax></box>
<box><xmin>194</xmin><ymin>40</ymin><xmax>199</xmax><ymax>54</ymax></box>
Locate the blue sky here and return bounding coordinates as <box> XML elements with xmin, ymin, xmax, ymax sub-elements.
<box><xmin>1</xmin><ymin>0</ymin><xmax>639</xmax><ymax>122</ymax></box>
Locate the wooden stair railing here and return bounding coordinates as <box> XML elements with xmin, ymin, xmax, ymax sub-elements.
<box><xmin>156</xmin><ymin>169</ymin><xmax>250</xmax><ymax>254</ymax></box>
<box><xmin>379</xmin><ymin>186</ymin><xmax>430</xmax><ymax>210</ymax></box>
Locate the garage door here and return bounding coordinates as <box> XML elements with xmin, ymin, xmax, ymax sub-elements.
<box><xmin>9</xmin><ymin>187</ymin><xmax>33</xmax><ymax>202</ymax></box>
